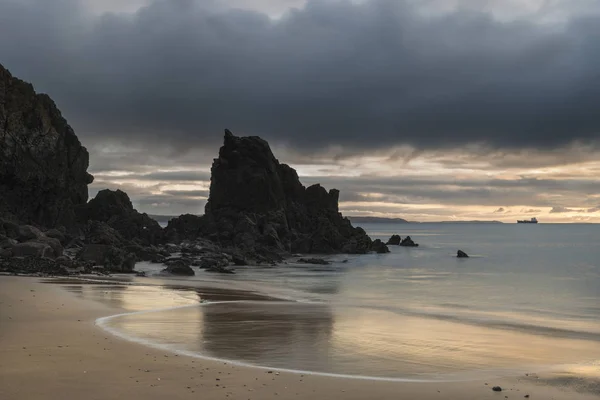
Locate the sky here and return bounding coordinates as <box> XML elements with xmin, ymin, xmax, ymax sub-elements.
<box><xmin>1</xmin><ymin>0</ymin><xmax>599</xmax><ymax>222</ymax></box>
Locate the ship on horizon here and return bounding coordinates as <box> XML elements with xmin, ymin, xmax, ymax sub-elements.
<box><xmin>517</xmin><ymin>217</ymin><xmax>538</xmax><ymax>224</ymax></box>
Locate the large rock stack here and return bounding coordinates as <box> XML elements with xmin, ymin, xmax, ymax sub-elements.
<box><xmin>0</xmin><ymin>64</ymin><xmax>93</xmax><ymax>229</ymax></box>
<box><xmin>167</xmin><ymin>130</ymin><xmax>381</xmax><ymax>257</ymax></box>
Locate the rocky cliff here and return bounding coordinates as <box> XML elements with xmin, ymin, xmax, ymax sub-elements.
<box><xmin>0</xmin><ymin>64</ymin><xmax>93</xmax><ymax>229</ymax></box>
<box><xmin>167</xmin><ymin>130</ymin><xmax>378</xmax><ymax>256</ymax></box>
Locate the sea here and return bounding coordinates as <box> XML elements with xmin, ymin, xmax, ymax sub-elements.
<box><xmin>70</xmin><ymin>223</ymin><xmax>600</xmax><ymax>383</ymax></box>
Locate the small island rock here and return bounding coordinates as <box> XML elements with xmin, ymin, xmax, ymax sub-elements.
<box><xmin>400</xmin><ymin>236</ymin><xmax>419</xmax><ymax>247</ymax></box>
<box><xmin>457</xmin><ymin>250</ymin><xmax>469</xmax><ymax>258</ymax></box>
<box><xmin>386</xmin><ymin>235</ymin><xmax>401</xmax><ymax>245</ymax></box>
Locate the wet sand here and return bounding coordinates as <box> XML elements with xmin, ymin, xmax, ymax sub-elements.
<box><xmin>1</xmin><ymin>276</ymin><xmax>599</xmax><ymax>400</ymax></box>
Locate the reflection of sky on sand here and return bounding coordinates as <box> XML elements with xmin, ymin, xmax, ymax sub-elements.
<box><xmin>105</xmin><ymin>299</ymin><xmax>600</xmax><ymax>379</ymax></box>
<box><xmin>61</xmin><ymin>284</ymin><xmax>200</xmax><ymax>311</ymax></box>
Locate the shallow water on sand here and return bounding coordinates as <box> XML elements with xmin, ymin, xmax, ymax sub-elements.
<box><xmin>67</xmin><ymin>224</ymin><xmax>600</xmax><ymax>381</ymax></box>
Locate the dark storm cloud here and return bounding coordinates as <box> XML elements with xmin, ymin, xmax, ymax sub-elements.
<box><xmin>1</xmin><ymin>0</ymin><xmax>600</xmax><ymax>153</ymax></box>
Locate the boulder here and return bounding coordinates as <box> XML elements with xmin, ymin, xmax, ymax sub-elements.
<box><xmin>0</xmin><ymin>64</ymin><xmax>93</xmax><ymax>230</ymax></box>
<box><xmin>371</xmin><ymin>239</ymin><xmax>390</xmax><ymax>254</ymax></box>
<box><xmin>162</xmin><ymin>260</ymin><xmax>195</xmax><ymax>276</ymax></box>
<box><xmin>400</xmin><ymin>236</ymin><xmax>419</xmax><ymax>247</ymax></box>
<box><xmin>457</xmin><ymin>250</ymin><xmax>469</xmax><ymax>258</ymax></box>
<box><xmin>297</xmin><ymin>258</ymin><xmax>330</xmax><ymax>265</ymax></box>
<box><xmin>123</xmin><ymin>244</ymin><xmax>164</xmax><ymax>262</ymax></box>
<box><xmin>55</xmin><ymin>255</ymin><xmax>73</xmax><ymax>268</ymax></box>
<box><xmin>33</xmin><ymin>237</ymin><xmax>63</xmax><ymax>258</ymax></box>
<box><xmin>1</xmin><ymin>219</ymin><xmax>20</xmax><ymax>239</ymax></box>
<box><xmin>78</xmin><ymin>244</ymin><xmax>136</xmax><ymax>273</ymax></box>
<box><xmin>83</xmin><ymin>221</ymin><xmax>124</xmax><ymax>246</ymax></box>
<box><xmin>17</xmin><ymin>225</ymin><xmax>45</xmax><ymax>242</ymax></box>
<box><xmin>386</xmin><ymin>234</ymin><xmax>401</xmax><ymax>245</ymax></box>
<box><xmin>0</xmin><ymin>238</ymin><xmax>17</xmax><ymax>249</ymax></box>
<box><xmin>199</xmin><ymin>256</ymin><xmax>229</xmax><ymax>270</ymax></box>
<box><xmin>45</xmin><ymin>228</ymin><xmax>66</xmax><ymax>244</ymax></box>
<box><xmin>11</xmin><ymin>242</ymin><xmax>54</xmax><ymax>258</ymax></box>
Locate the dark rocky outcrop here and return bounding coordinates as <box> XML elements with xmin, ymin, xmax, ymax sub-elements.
<box><xmin>2</xmin><ymin>65</ymin><xmax>392</xmax><ymax>274</ymax></box>
<box><xmin>400</xmin><ymin>236</ymin><xmax>419</xmax><ymax>247</ymax></box>
<box><xmin>371</xmin><ymin>239</ymin><xmax>390</xmax><ymax>254</ymax></box>
<box><xmin>457</xmin><ymin>250</ymin><xmax>469</xmax><ymax>258</ymax></box>
<box><xmin>0</xmin><ymin>64</ymin><xmax>93</xmax><ymax>229</ymax></box>
<box><xmin>167</xmin><ymin>130</ymin><xmax>376</xmax><ymax>259</ymax></box>
<box><xmin>386</xmin><ymin>235</ymin><xmax>401</xmax><ymax>245</ymax></box>
<box><xmin>164</xmin><ymin>214</ymin><xmax>205</xmax><ymax>243</ymax></box>
<box><xmin>77</xmin><ymin>189</ymin><xmax>163</xmax><ymax>246</ymax></box>
<box><xmin>77</xmin><ymin>244</ymin><xmax>136</xmax><ymax>273</ymax></box>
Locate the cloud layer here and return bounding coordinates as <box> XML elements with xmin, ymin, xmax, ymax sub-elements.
<box><xmin>1</xmin><ymin>0</ymin><xmax>600</xmax><ymax>153</ymax></box>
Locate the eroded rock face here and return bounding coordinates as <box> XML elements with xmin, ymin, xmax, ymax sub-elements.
<box><xmin>167</xmin><ymin>130</ymin><xmax>374</xmax><ymax>256</ymax></box>
<box><xmin>0</xmin><ymin>64</ymin><xmax>93</xmax><ymax>229</ymax></box>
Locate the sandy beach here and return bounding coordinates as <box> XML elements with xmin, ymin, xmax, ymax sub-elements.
<box><xmin>1</xmin><ymin>275</ymin><xmax>598</xmax><ymax>400</ymax></box>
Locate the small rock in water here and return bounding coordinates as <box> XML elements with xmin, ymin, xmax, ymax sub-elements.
<box><xmin>492</xmin><ymin>386</ymin><xmax>502</xmax><ymax>392</ymax></box>
<box><xmin>297</xmin><ymin>258</ymin><xmax>329</xmax><ymax>265</ymax></box>
<box><xmin>400</xmin><ymin>236</ymin><xmax>419</xmax><ymax>247</ymax></box>
<box><xmin>386</xmin><ymin>234</ymin><xmax>401</xmax><ymax>245</ymax></box>
<box><xmin>457</xmin><ymin>250</ymin><xmax>469</xmax><ymax>258</ymax></box>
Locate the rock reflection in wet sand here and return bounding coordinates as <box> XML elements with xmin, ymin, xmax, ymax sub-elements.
<box><xmin>107</xmin><ymin>300</ymin><xmax>600</xmax><ymax>379</ymax></box>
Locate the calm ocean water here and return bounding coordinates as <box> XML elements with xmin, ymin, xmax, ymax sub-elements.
<box><xmin>96</xmin><ymin>223</ymin><xmax>600</xmax><ymax>381</ymax></box>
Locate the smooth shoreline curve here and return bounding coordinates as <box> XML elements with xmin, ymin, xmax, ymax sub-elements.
<box><xmin>3</xmin><ymin>276</ymin><xmax>599</xmax><ymax>400</ymax></box>
<box><xmin>95</xmin><ymin>299</ymin><xmax>573</xmax><ymax>383</ymax></box>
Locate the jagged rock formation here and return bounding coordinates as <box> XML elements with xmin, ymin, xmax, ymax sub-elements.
<box><xmin>167</xmin><ymin>130</ymin><xmax>382</xmax><ymax>256</ymax></box>
<box><xmin>0</xmin><ymin>64</ymin><xmax>93</xmax><ymax>229</ymax></box>
<box><xmin>77</xmin><ymin>189</ymin><xmax>163</xmax><ymax>246</ymax></box>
